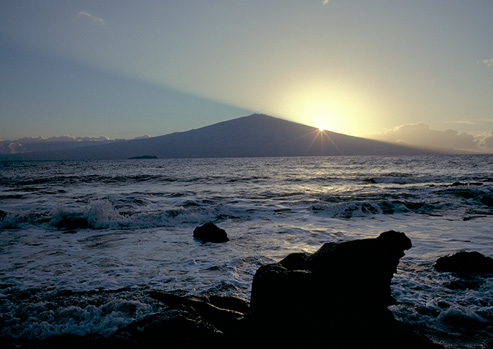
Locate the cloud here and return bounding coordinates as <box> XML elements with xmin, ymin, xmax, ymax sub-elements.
<box><xmin>482</xmin><ymin>58</ymin><xmax>493</xmax><ymax>68</ymax></box>
<box><xmin>447</xmin><ymin>120</ymin><xmax>481</xmax><ymax>125</ymax></box>
<box><xmin>14</xmin><ymin>135</ymin><xmax>110</xmax><ymax>143</ymax></box>
<box><xmin>79</xmin><ymin>11</ymin><xmax>105</xmax><ymax>26</ymax></box>
<box><xmin>370</xmin><ymin>123</ymin><xmax>493</xmax><ymax>152</ymax></box>
<box><xmin>322</xmin><ymin>0</ymin><xmax>330</xmax><ymax>5</ymax></box>
<box><xmin>476</xmin><ymin>132</ymin><xmax>493</xmax><ymax>149</ymax></box>
<box><xmin>0</xmin><ymin>136</ymin><xmax>112</xmax><ymax>154</ymax></box>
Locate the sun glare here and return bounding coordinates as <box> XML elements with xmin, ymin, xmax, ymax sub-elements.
<box><xmin>275</xmin><ymin>78</ymin><xmax>378</xmax><ymax>137</ymax></box>
<box><xmin>310</xmin><ymin>110</ymin><xmax>335</xmax><ymax>133</ymax></box>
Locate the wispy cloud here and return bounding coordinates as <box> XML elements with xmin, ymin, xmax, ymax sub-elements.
<box><xmin>482</xmin><ymin>58</ymin><xmax>493</xmax><ymax>68</ymax></box>
<box><xmin>370</xmin><ymin>123</ymin><xmax>483</xmax><ymax>151</ymax></box>
<box><xmin>79</xmin><ymin>11</ymin><xmax>105</xmax><ymax>26</ymax></box>
<box><xmin>447</xmin><ymin>120</ymin><xmax>481</xmax><ymax>125</ymax></box>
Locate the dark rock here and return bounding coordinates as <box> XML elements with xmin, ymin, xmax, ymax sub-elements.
<box><xmin>193</xmin><ymin>222</ymin><xmax>229</xmax><ymax>243</ymax></box>
<box><xmin>251</xmin><ymin>230</ymin><xmax>412</xmax><ymax>316</ymax></box>
<box><xmin>53</xmin><ymin>214</ymin><xmax>90</xmax><ymax>230</ymax></box>
<box><xmin>246</xmin><ymin>231</ymin><xmax>440</xmax><ymax>348</ymax></box>
<box><xmin>434</xmin><ymin>251</ymin><xmax>493</xmax><ymax>274</ymax></box>
<box><xmin>149</xmin><ymin>292</ymin><xmax>244</xmax><ymax>333</ymax></box>
<box><xmin>480</xmin><ymin>194</ymin><xmax>493</xmax><ymax>206</ymax></box>
<box><xmin>207</xmin><ymin>294</ymin><xmax>250</xmax><ymax>314</ymax></box>
<box><xmin>278</xmin><ymin>251</ymin><xmax>310</xmax><ymax>270</ymax></box>
<box><xmin>137</xmin><ymin>292</ymin><xmax>249</xmax><ymax>348</ymax></box>
<box><xmin>115</xmin><ymin>306</ymin><xmax>223</xmax><ymax>348</ymax></box>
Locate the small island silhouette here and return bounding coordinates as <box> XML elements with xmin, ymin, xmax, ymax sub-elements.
<box><xmin>128</xmin><ymin>155</ymin><xmax>158</xmax><ymax>159</ymax></box>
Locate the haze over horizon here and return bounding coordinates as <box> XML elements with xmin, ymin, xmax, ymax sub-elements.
<box><xmin>1</xmin><ymin>1</ymin><xmax>493</xmax><ymax>152</ymax></box>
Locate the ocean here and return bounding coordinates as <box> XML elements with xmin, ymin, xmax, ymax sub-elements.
<box><xmin>1</xmin><ymin>155</ymin><xmax>492</xmax><ymax>347</ymax></box>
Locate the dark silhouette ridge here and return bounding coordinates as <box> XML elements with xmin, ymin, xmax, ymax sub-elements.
<box><xmin>1</xmin><ymin>114</ymin><xmax>446</xmax><ymax>160</ymax></box>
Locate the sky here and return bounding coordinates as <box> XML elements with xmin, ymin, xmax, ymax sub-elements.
<box><xmin>1</xmin><ymin>0</ymin><xmax>493</xmax><ymax>151</ymax></box>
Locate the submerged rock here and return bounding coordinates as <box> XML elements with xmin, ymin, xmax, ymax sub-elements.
<box><xmin>53</xmin><ymin>214</ymin><xmax>90</xmax><ymax>230</ymax></box>
<box><xmin>434</xmin><ymin>251</ymin><xmax>493</xmax><ymax>274</ymax></box>
<box><xmin>193</xmin><ymin>222</ymin><xmax>229</xmax><ymax>243</ymax></box>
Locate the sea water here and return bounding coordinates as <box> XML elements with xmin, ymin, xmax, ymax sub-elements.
<box><xmin>0</xmin><ymin>155</ymin><xmax>492</xmax><ymax>347</ymax></box>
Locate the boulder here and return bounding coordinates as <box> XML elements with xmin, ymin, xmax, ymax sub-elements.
<box><xmin>250</xmin><ymin>230</ymin><xmax>412</xmax><ymax>316</ymax></box>
<box><xmin>53</xmin><ymin>214</ymin><xmax>90</xmax><ymax>230</ymax></box>
<box><xmin>193</xmin><ymin>222</ymin><xmax>229</xmax><ymax>243</ymax></box>
<box><xmin>246</xmin><ymin>231</ymin><xmax>439</xmax><ymax>348</ymax></box>
<box><xmin>434</xmin><ymin>251</ymin><xmax>493</xmax><ymax>274</ymax></box>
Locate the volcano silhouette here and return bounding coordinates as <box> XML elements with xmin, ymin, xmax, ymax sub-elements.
<box><xmin>3</xmin><ymin>114</ymin><xmax>440</xmax><ymax>160</ymax></box>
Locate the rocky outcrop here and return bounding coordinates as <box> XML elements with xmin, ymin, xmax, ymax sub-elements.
<box><xmin>250</xmin><ymin>230</ymin><xmax>412</xmax><ymax>315</ymax></box>
<box><xmin>193</xmin><ymin>223</ymin><xmax>229</xmax><ymax>243</ymax></box>
<box><xmin>8</xmin><ymin>232</ymin><xmax>441</xmax><ymax>349</ymax></box>
<box><xmin>245</xmin><ymin>230</ymin><xmax>438</xmax><ymax>348</ymax></box>
<box><xmin>434</xmin><ymin>251</ymin><xmax>493</xmax><ymax>274</ymax></box>
<box><xmin>113</xmin><ymin>293</ymin><xmax>248</xmax><ymax>348</ymax></box>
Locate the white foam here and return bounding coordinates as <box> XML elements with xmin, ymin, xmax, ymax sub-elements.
<box><xmin>0</xmin><ymin>155</ymin><xmax>492</xmax><ymax>345</ymax></box>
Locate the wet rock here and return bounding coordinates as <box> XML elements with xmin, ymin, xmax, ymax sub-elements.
<box><xmin>480</xmin><ymin>195</ymin><xmax>493</xmax><ymax>207</ymax></box>
<box><xmin>434</xmin><ymin>251</ymin><xmax>493</xmax><ymax>274</ymax></box>
<box><xmin>115</xmin><ymin>307</ymin><xmax>223</xmax><ymax>348</ymax></box>
<box><xmin>250</xmin><ymin>230</ymin><xmax>412</xmax><ymax>316</ymax></box>
<box><xmin>193</xmin><ymin>222</ymin><xmax>229</xmax><ymax>243</ymax></box>
<box><xmin>149</xmin><ymin>292</ymin><xmax>245</xmax><ymax>333</ymax></box>
<box><xmin>53</xmin><ymin>214</ymin><xmax>90</xmax><ymax>230</ymax></box>
<box><xmin>246</xmin><ymin>231</ymin><xmax>439</xmax><ymax>348</ymax></box>
<box><xmin>119</xmin><ymin>292</ymin><xmax>249</xmax><ymax>348</ymax></box>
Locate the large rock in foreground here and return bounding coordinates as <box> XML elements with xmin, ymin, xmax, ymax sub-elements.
<box><xmin>251</xmin><ymin>230</ymin><xmax>412</xmax><ymax>315</ymax></box>
<box><xmin>246</xmin><ymin>230</ymin><xmax>439</xmax><ymax>348</ymax></box>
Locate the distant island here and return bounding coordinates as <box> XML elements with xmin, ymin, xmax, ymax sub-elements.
<box><xmin>0</xmin><ymin>114</ymin><xmax>454</xmax><ymax>161</ymax></box>
<box><xmin>128</xmin><ymin>155</ymin><xmax>158</xmax><ymax>159</ymax></box>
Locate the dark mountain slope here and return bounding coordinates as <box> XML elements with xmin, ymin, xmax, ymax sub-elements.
<box><xmin>1</xmin><ymin>114</ymin><xmax>441</xmax><ymax>160</ymax></box>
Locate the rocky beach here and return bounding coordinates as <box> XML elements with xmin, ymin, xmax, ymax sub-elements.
<box><xmin>3</xmin><ymin>229</ymin><xmax>492</xmax><ymax>348</ymax></box>
<box><xmin>1</xmin><ymin>156</ymin><xmax>492</xmax><ymax>348</ymax></box>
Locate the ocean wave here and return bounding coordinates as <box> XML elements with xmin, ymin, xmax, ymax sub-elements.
<box><xmin>1</xmin><ymin>156</ymin><xmax>493</xmax><ymax>346</ymax></box>
<box><xmin>311</xmin><ymin>199</ymin><xmax>436</xmax><ymax>218</ymax></box>
<box><xmin>391</xmin><ymin>263</ymin><xmax>493</xmax><ymax>348</ymax></box>
<box><xmin>0</xmin><ymin>287</ymin><xmax>158</xmax><ymax>339</ymax></box>
<box><xmin>0</xmin><ymin>199</ymin><xmax>252</xmax><ymax>231</ymax></box>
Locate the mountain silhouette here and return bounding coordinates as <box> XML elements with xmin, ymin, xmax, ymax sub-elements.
<box><xmin>1</xmin><ymin>114</ymin><xmax>441</xmax><ymax>160</ymax></box>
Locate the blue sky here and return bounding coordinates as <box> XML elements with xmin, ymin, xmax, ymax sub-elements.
<box><xmin>1</xmin><ymin>0</ymin><xmax>492</xmax><ymax>149</ymax></box>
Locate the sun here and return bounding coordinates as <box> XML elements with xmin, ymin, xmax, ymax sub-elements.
<box><xmin>309</xmin><ymin>109</ymin><xmax>334</xmax><ymax>132</ymax></box>
<box><xmin>275</xmin><ymin>77</ymin><xmax>379</xmax><ymax>137</ymax></box>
